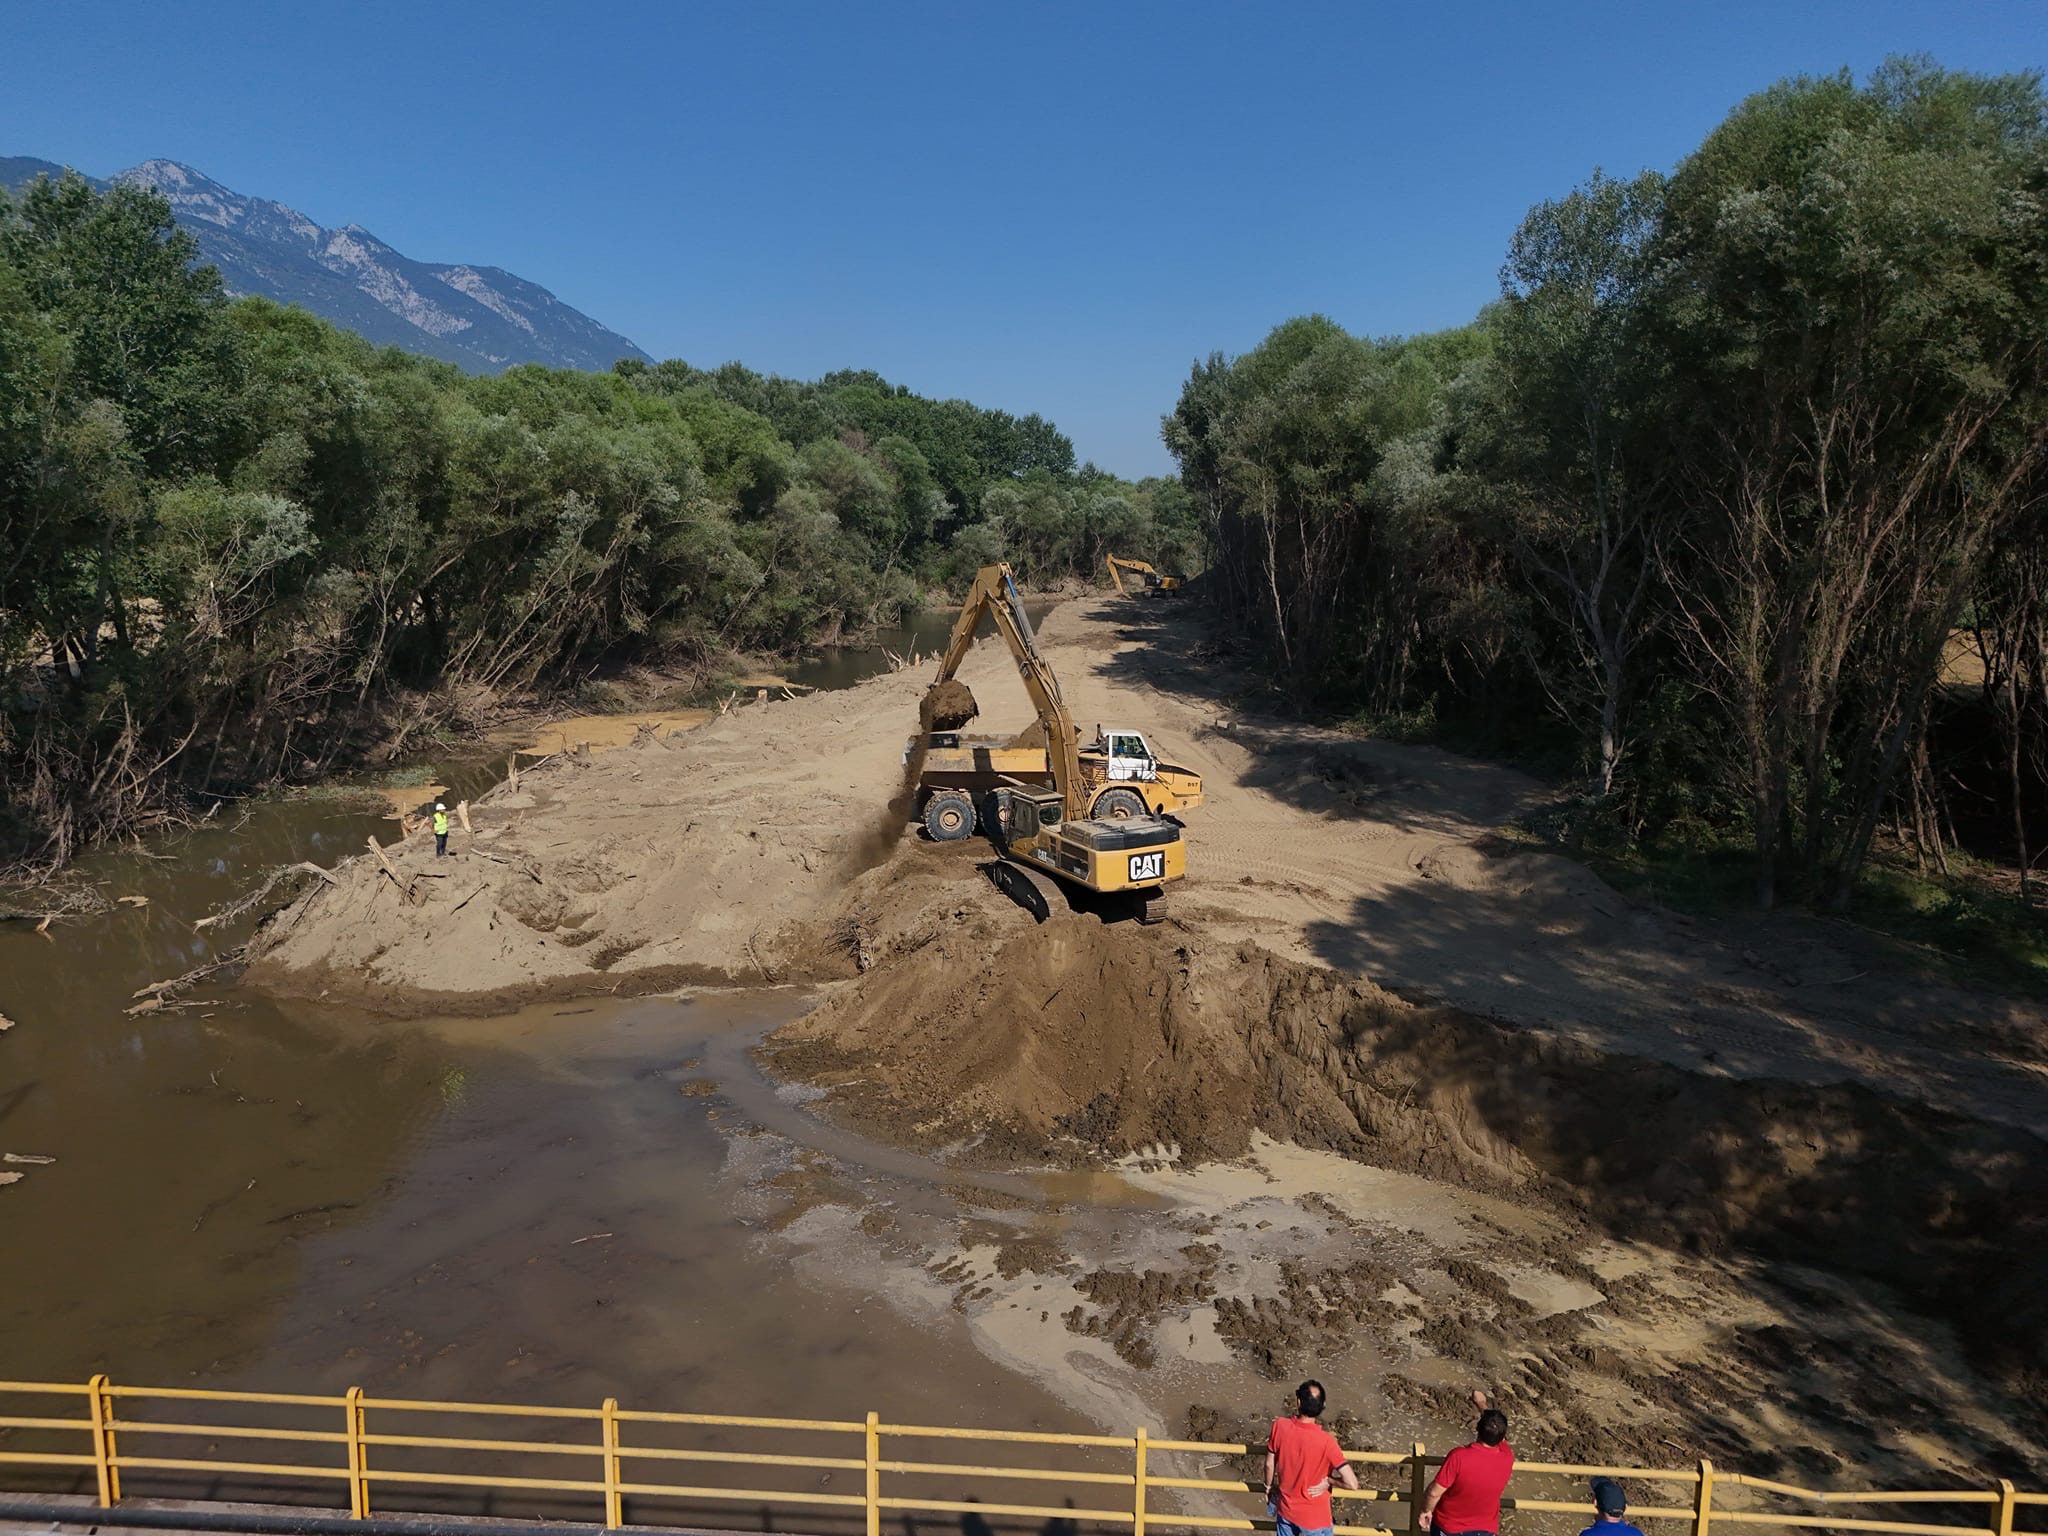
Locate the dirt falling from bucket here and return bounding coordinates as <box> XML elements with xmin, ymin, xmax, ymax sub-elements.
<box><xmin>843</xmin><ymin>681</ymin><xmax>980</xmax><ymax>873</ymax></box>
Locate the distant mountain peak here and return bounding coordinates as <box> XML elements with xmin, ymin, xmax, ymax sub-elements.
<box><xmin>8</xmin><ymin>153</ymin><xmax>650</xmax><ymax>374</ymax></box>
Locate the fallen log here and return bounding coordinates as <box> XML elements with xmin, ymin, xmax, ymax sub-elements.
<box><xmin>366</xmin><ymin>834</ymin><xmax>404</xmax><ymax>891</ymax></box>
<box><xmin>194</xmin><ymin>862</ymin><xmax>338</xmax><ymax>932</ymax></box>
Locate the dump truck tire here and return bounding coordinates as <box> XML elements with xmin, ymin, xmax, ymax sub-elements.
<box><xmin>923</xmin><ymin>789</ymin><xmax>977</xmax><ymax>841</ymax></box>
<box><xmin>1093</xmin><ymin>788</ymin><xmax>1148</xmax><ymax>820</ymax></box>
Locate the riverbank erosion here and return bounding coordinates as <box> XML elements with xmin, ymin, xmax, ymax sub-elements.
<box><xmin>247</xmin><ymin>595</ymin><xmax>2048</xmax><ymax>1416</ymax></box>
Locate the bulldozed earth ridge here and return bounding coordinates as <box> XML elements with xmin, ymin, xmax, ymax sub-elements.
<box><xmin>248</xmin><ymin>596</ymin><xmax>2048</xmax><ymax>1390</ymax></box>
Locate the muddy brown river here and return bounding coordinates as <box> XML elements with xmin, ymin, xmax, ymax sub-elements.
<box><xmin>1</xmin><ymin>831</ymin><xmax>1072</xmax><ymax>1424</ymax></box>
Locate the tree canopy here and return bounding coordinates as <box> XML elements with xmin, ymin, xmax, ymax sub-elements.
<box><xmin>1166</xmin><ymin>59</ymin><xmax>2048</xmax><ymax>910</ymax></box>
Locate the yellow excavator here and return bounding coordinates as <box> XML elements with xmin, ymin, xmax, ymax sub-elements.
<box><xmin>916</xmin><ymin>564</ymin><xmax>1187</xmax><ymax>920</ymax></box>
<box><xmin>1105</xmin><ymin>554</ymin><xmax>1181</xmax><ymax>596</ymax></box>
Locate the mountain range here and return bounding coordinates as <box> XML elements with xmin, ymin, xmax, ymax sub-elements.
<box><xmin>1</xmin><ymin>155</ymin><xmax>653</xmax><ymax>374</ymax></box>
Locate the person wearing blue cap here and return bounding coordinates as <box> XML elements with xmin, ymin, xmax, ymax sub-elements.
<box><xmin>1581</xmin><ymin>1478</ymin><xmax>1646</xmax><ymax>1536</ymax></box>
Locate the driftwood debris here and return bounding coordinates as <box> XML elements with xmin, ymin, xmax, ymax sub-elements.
<box><xmin>194</xmin><ymin>861</ymin><xmax>337</xmax><ymax>931</ymax></box>
<box><xmin>0</xmin><ymin>1013</ymin><xmax>13</xmax><ymax>1033</ymax></box>
<box><xmin>3</xmin><ymin>1153</ymin><xmax>54</xmax><ymax>1166</ymax></box>
<box><xmin>125</xmin><ymin>947</ymin><xmax>248</xmax><ymax>1015</ymax></box>
<box><xmin>1</xmin><ymin>887</ymin><xmax>112</xmax><ymax>926</ymax></box>
<box><xmin>457</xmin><ymin>800</ymin><xmax>473</xmax><ymax>834</ymax></box>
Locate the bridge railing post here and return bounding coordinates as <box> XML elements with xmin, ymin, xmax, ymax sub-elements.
<box><xmin>345</xmin><ymin>1386</ymin><xmax>369</xmax><ymax>1518</ymax></box>
<box><xmin>865</xmin><ymin>1411</ymin><xmax>881</xmax><ymax>1536</ymax></box>
<box><xmin>1992</xmin><ymin>1479</ymin><xmax>2016</xmax><ymax>1536</ymax></box>
<box><xmin>87</xmin><ymin>1374</ymin><xmax>118</xmax><ymax>1507</ymax></box>
<box><xmin>602</xmin><ymin>1397</ymin><xmax>623</xmax><ymax>1530</ymax></box>
<box><xmin>1133</xmin><ymin>1427</ymin><xmax>1149</xmax><ymax>1536</ymax></box>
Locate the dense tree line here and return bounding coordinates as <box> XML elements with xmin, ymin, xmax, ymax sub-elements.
<box><xmin>1168</xmin><ymin>60</ymin><xmax>2048</xmax><ymax>910</ymax></box>
<box><xmin>0</xmin><ymin>174</ymin><xmax>1197</xmax><ymax>867</ymax></box>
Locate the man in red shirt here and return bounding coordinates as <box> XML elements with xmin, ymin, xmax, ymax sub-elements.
<box><xmin>1265</xmin><ymin>1380</ymin><xmax>1361</xmax><ymax>1536</ymax></box>
<box><xmin>1419</xmin><ymin>1392</ymin><xmax>1513</xmax><ymax>1536</ymax></box>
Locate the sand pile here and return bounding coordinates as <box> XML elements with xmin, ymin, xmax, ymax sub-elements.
<box><xmin>766</xmin><ymin>915</ymin><xmax>2048</xmax><ymax>1387</ymax></box>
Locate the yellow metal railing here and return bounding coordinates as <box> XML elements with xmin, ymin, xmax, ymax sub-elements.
<box><xmin>0</xmin><ymin>1377</ymin><xmax>2039</xmax><ymax>1536</ymax></box>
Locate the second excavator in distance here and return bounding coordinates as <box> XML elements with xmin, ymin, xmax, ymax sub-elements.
<box><xmin>1105</xmin><ymin>553</ymin><xmax>1181</xmax><ymax>596</ymax></box>
<box><xmin>909</xmin><ymin>563</ymin><xmax>1191</xmax><ymax>919</ymax></box>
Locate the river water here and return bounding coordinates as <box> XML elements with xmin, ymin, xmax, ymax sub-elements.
<box><xmin>0</xmin><ymin>610</ymin><xmax>1109</xmax><ymax>1476</ymax></box>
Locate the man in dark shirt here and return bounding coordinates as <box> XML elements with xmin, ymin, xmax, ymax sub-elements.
<box><xmin>1579</xmin><ymin>1477</ymin><xmax>1645</xmax><ymax>1536</ymax></box>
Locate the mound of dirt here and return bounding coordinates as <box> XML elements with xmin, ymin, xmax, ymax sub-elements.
<box><xmin>766</xmin><ymin>915</ymin><xmax>2048</xmax><ymax>1388</ymax></box>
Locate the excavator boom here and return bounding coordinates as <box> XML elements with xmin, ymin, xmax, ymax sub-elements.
<box><xmin>929</xmin><ymin>564</ymin><xmax>1085</xmax><ymax>819</ymax></box>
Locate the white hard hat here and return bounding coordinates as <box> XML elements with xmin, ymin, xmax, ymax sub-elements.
<box><xmin>435</xmin><ymin>802</ymin><xmax>446</xmax><ymax>811</ymax></box>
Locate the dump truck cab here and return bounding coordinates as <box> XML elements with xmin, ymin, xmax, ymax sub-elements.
<box><xmin>1090</xmin><ymin>728</ymin><xmax>1160</xmax><ymax>782</ymax></box>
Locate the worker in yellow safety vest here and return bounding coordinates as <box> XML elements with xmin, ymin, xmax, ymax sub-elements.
<box><xmin>433</xmin><ymin>802</ymin><xmax>450</xmax><ymax>858</ymax></box>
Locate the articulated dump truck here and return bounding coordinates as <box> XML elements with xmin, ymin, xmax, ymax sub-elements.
<box><xmin>909</xmin><ymin>563</ymin><xmax>1197</xmax><ymax>918</ymax></box>
<box><xmin>916</xmin><ymin>730</ymin><xmax>1204</xmax><ymax>841</ymax></box>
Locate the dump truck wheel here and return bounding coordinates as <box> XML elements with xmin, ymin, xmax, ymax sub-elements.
<box><xmin>1094</xmin><ymin>788</ymin><xmax>1148</xmax><ymax>820</ymax></box>
<box><xmin>922</xmin><ymin>789</ymin><xmax>976</xmax><ymax>841</ymax></box>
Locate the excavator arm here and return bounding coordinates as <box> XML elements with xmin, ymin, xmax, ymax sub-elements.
<box><xmin>928</xmin><ymin>565</ymin><xmax>1086</xmax><ymax>819</ymax></box>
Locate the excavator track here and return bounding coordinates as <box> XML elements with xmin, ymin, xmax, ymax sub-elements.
<box><xmin>987</xmin><ymin>858</ymin><xmax>1063</xmax><ymax>923</ymax></box>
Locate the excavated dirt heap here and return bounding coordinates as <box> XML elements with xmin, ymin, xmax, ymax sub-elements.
<box><xmin>765</xmin><ymin>911</ymin><xmax>2048</xmax><ymax>1389</ymax></box>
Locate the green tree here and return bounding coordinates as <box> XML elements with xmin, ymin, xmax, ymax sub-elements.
<box><xmin>1650</xmin><ymin>59</ymin><xmax>2048</xmax><ymax>906</ymax></box>
<box><xmin>1467</xmin><ymin>169</ymin><xmax>1667</xmax><ymax>798</ymax></box>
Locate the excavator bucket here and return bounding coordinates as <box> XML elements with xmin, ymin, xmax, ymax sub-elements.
<box><xmin>923</xmin><ymin>679</ymin><xmax>980</xmax><ymax>732</ymax></box>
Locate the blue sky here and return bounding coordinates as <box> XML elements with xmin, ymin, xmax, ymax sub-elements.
<box><xmin>4</xmin><ymin>2</ymin><xmax>2044</xmax><ymax>476</ymax></box>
